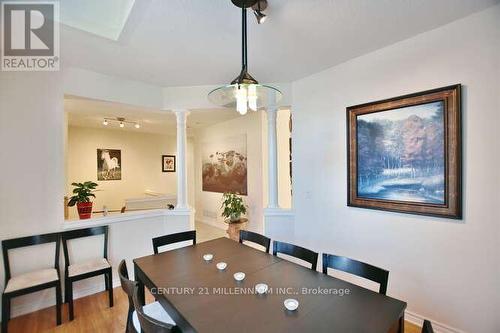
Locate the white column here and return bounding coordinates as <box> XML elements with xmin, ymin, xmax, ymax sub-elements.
<box><xmin>174</xmin><ymin>109</ymin><xmax>189</xmax><ymax>209</ymax></box>
<box><xmin>266</xmin><ymin>101</ymin><xmax>279</xmax><ymax>209</ymax></box>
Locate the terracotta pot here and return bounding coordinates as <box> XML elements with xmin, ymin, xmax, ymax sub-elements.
<box><xmin>76</xmin><ymin>202</ymin><xmax>93</xmax><ymax>219</ymax></box>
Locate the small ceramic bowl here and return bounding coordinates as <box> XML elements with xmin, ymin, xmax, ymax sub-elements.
<box><xmin>233</xmin><ymin>272</ymin><xmax>245</xmax><ymax>281</ymax></box>
<box><xmin>284</xmin><ymin>298</ymin><xmax>299</xmax><ymax>311</ymax></box>
<box><xmin>203</xmin><ymin>253</ymin><xmax>213</xmax><ymax>261</ymax></box>
<box><xmin>216</xmin><ymin>262</ymin><xmax>227</xmax><ymax>270</ymax></box>
<box><xmin>255</xmin><ymin>283</ymin><xmax>269</xmax><ymax>294</ymax></box>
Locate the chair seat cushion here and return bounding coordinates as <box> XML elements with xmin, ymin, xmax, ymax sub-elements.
<box><xmin>4</xmin><ymin>268</ymin><xmax>59</xmax><ymax>293</ymax></box>
<box><xmin>132</xmin><ymin>301</ymin><xmax>176</xmax><ymax>332</ymax></box>
<box><xmin>68</xmin><ymin>258</ymin><xmax>110</xmax><ymax>277</ymax></box>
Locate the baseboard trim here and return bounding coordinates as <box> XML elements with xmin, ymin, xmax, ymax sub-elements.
<box><xmin>405</xmin><ymin>310</ymin><xmax>464</xmax><ymax>333</ymax></box>
<box><xmin>10</xmin><ymin>278</ymin><xmax>121</xmax><ymax>318</ymax></box>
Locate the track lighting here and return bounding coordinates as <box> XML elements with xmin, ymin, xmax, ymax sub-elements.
<box><xmin>102</xmin><ymin>117</ymin><xmax>141</xmax><ymax>129</ymax></box>
<box><xmin>253</xmin><ymin>10</ymin><xmax>266</xmax><ymax>24</ymax></box>
<box><xmin>252</xmin><ymin>0</ymin><xmax>267</xmax><ymax>24</ymax></box>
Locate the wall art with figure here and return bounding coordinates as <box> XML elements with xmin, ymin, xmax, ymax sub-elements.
<box><xmin>97</xmin><ymin>149</ymin><xmax>121</xmax><ymax>181</ymax></box>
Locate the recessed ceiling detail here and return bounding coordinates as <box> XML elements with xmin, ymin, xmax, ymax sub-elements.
<box><xmin>60</xmin><ymin>0</ymin><xmax>135</xmax><ymax>40</ymax></box>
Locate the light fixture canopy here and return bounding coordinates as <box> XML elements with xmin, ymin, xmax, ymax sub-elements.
<box><xmin>208</xmin><ymin>0</ymin><xmax>281</xmax><ymax>114</ymax></box>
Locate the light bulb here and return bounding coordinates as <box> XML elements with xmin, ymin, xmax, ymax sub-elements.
<box><xmin>248</xmin><ymin>84</ymin><xmax>257</xmax><ymax>111</ymax></box>
<box><xmin>134</xmin><ymin>123</ymin><xmax>140</xmax><ymax>129</ymax></box>
<box><xmin>103</xmin><ymin>119</ymin><xmax>108</xmax><ymax>126</ymax></box>
<box><xmin>236</xmin><ymin>85</ymin><xmax>248</xmax><ymax>115</ymax></box>
<box><xmin>119</xmin><ymin>122</ymin><xmax>124</xmax><ymax>128</ymax></box>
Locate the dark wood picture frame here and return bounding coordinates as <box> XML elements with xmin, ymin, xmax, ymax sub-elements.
<box><xmin>347</xmin><ymin>84</ymin><xmax>462</xmax><ymax>219</ymax></box>
<box><xmin>162</xmin><ymin>155</ymin><xmax>176</xmax><ymax>173</ymax></box>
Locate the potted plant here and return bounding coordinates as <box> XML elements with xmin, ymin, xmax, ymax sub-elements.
<box><xmin>221</xmin><ymin>192</ymin><xmax>247</xmax><ymax>222</ymax></box>
<box><xmin>68</xmin><ymin>181</ymin><xmax>98</xmax><ymax>219</ymax></box>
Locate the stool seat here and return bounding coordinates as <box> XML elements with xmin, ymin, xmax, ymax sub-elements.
<box><xmin>68</xmin><ymin>258</ymin><xmax>110</xmax><ymax>277</ymax></box>
<box><xmin>4</xmin><ymin>268</ymin><xmax>58</xmax><ymax>293</ymax></box>
<box><xmin>132</xmin><ymin>301</ymin><xmax>176</xmax><ymax>332</ymax></box>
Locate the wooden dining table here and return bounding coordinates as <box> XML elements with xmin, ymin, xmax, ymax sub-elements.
<box><xmin>133</xmin><ymin>237</ymin><xmax>406</xmax><ymax>333</ymax></box>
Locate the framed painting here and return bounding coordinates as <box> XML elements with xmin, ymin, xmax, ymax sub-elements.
<box><xmin>202</xmin><ymin>134</ymin><xmax>247</xmax><ymax>195</ymax></box>
<box><xmin>162</xmin><ymin>155</ymin><xmax>176</xmax><ymax>172</ymax></box>
<box><xmin>347</xmin><ymin>84</ymin><xmax>462</xmax><ymax>219</ymax></box>
<box><xmin>97</xmin><ymin>149</ymin><xmax>121</xmax><ymax>181</ymax></box>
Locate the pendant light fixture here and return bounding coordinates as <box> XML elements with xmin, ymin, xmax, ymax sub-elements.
<box><xmin>208</xmin><ymin>0</ymin><xmax>282</xmax><ymax>115</ymax></box>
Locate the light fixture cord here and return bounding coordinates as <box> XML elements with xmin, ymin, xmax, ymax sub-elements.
<box><xmin>242</xmin><ymin>6</ymin><xmax>247</xmax><ymax>71</ymax></box>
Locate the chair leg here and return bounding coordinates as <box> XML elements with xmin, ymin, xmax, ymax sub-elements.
<box><xmin>104</xmin><ymin>273</ymin><xmax>110</xmax><ymax>291</ymax></box>
<box><xmin>67</xmin><ymin>280</ymin><xmax>74</xmax><ymax>321</ymax></box>
<box><xmin>55</xmin><ymin>284</ymin><xmax>62</xmax><ymax>325</ymax></box>
<box><xmin>2</xmin><ymin>294</ymin><xmax>11</xmax><ymax>333</ymax></box>
<box><xmin>126</xmin><ymin>305</ymin><xmax>133</xmax><ymax>333</ymax></box>
<box><xmin>64</xmin><ymin>279</ymin><xmax>69</xmax><ymax>304</ymax></box>
<box><xmin>107</xmin><ymin>271</ymin><xmax>114</xmax><ymax>307</ymax></box>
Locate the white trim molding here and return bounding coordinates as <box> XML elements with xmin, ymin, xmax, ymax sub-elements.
<box><xmin>405</xmin><ymin>310</ymin><xmax>465</xmax><ymax>333</ymax></box>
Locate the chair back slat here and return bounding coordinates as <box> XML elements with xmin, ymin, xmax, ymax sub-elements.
<box><xmin>272</xmin><ymin>240</ymin><xmax>318</xmax><ymax>270</ymax></box>
<box><xmin>322</xmin><ymin>253</ymin><xmax>389</xmax><ymax>295</ymax></box>
<box><xmin>132</xmin><ymin>285</ymin><xmax>178</xmax><ymax>333</ymax></box>
<box><xmin>61</xmin><ymin>226</ymin><xmax>109</xmax><ymax>269</ymax></box>
<box><xmin>2</xmin><ymin>232</ymin><xmax>61</xmax><ymax>283</ymax></box>
<box><xmin>239</xmin><ymin>230</ymin><xmax>271</xmax><ymax>253</ymax></box>
<box><xmin>118</xmin><ymin>260</ymin><xmax>136</xmax><ymax>316</ymax></box>
<box><xmin>152</xmin><ymin>231</ymin><xmax>196</xmax><ymax>254</ymax></box>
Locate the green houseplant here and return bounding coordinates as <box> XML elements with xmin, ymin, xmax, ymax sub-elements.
<box><xmin>221</xmin><ymin>192</ymin><xmax>247</xmax><ymax>222</ymax></box>
<box><xmin>68</xmin><ymin>181</ymin><xmax>98</xmax><ymax>219</ymax></box>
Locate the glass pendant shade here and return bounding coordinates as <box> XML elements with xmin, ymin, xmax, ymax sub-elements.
<box><xmin>209</xmin><ymin>83</ymin><xmax>282</xmax><ymax>114</ymax></box>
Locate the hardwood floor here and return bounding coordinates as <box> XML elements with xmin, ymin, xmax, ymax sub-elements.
<box><xmin>6</xmin><ymin>288</ymin><xmax>422</xmax><ymax>333</ymax></box>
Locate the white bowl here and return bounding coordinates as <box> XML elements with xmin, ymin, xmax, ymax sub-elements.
<box><xmin>216</xmin><ymin>262</ymin><xmax>227</xmax><ymax>270</ymax></box>
<box><xmin>255</xmin><ymin>283</ymin><xmax>269</xmax><ymax>294</ymax></box>
<box><xmin>233</xmin><ymin>272</ymin><xmax>245</xmax><ymax>281</ymax></box>
<box><xmin>203</xmin><ymin>253</ymin><xmax>213</xmax><ymax>261</ymax></box>
<box><xmin>284</xmin><ymin>298</ymin><xmax>299</xmax><ymax>311</ymax></box>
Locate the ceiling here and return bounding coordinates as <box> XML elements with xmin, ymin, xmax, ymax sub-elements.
<box><xmin>65</xmin><ymin>97</ymin><xmax>241</xmax><ymax>135</ymax></box>
<box><xmin>60</xmin><ymin>0</ymin><xmax>499</xmax><ymax>87</ymax></box>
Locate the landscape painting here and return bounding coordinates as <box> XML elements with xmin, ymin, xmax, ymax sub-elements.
<box><xmin>347</xmin><ymin>85</ymin><xmax>462</xmax><ymax>218</ymax></box>
<box><xmin>357</xmin><ymin>101</ymin><xmax>445</xmax><ymax>204</ymax></box>
<box><xmin>97</xmin><ymin>149</ymin><xmax>121</xmax><ymax>181</ymax></box>
<box><xmin>202</xmin><ymin>135</ymin><xmax>247</xmax><ymax>195</ymax></box>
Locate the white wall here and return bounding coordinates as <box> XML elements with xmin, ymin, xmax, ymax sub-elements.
<box><xmin>291</xmin><ymin>5</ymin><xmax>500</xmax><ymax>332</ymax></box>
<box><xmin>194</xmin><ymin>112</ymin><xmax>265</xmax><ymax>232</ymax></box>
<box><xmin>66</xmin><ymin>126</ymin><xmax>179</xmax><ymax>218</ymax></box>
<box><xmin>0</xmin><ymin>70</ymin><xmax>193</xmax><ymax>319</ymax></box>
<box><xmin>0</xmin><ymin>71</ymin><xmax>65</xmax><ymax>316</ymax></box>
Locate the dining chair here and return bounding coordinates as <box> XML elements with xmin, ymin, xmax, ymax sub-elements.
<box><xmin>118</xmin><ymin>260</ymin><xmax>177</xmax><ymax>333</ymax></box>
<box><xmin>152</xmin><ymin>230</ymin><xmax>196</xmax><ymax>254</ymax></box>
<box><xmin>239</xmin><ymin>230</ymin><xmax>271</xmax><ymax>253</ymax></box>
<box><xmin>272</xmin><ymin>240</ymin><xmax>318</xmax><ymax>270</ymax></box>
<box><xmin>62</xmin><ymin>226</ymin><xmax>113</xmax><ymax>320</ymax></box>
<box><xmin>2</xmin><ymin>233</ymin><xmax>62</xmax><ymax>333</ymax></box>
<box><xmin>422</xmin><ymin>320</ymin><xmax>434</xmax><ymax>333</ymax></box>
<box><xmin>132</xmin><ymin>284</ymin><xmax>180</xmax><ymax>333</ymax></box>
<box><xmin>322</xmin><ymin>253</ymin><xmax>389</xmax><ymax>295</ymax></box>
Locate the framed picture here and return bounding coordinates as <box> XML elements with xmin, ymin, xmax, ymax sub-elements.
<box><xmin>162</xmin><ymin>155</ymin><xmax>176</xmax><ymax>172</ymax></box>
<box><xmin>202</xmin><ymin>134</ymin><xmax>247</xmax><ymax>195</ymax></box>
<box><xmin>97</xmin><ymin>149</ymin><xmax>121</xmax><ymax>181</ymax></box>
<box><xmin>347</xmin><ymin>84</ymin><xmax>462</xmax><ymax>219</ymax></box>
